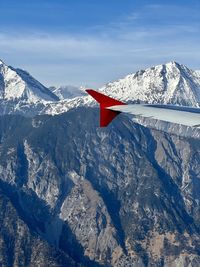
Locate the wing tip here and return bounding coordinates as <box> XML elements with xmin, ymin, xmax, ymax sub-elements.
<box><xmin>86</xmin><ymin>89</ymin><xmax>125</xmax><ymax>127</ymax></box>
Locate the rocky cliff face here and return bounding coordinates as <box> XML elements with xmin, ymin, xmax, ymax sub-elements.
<box><xmin>0</xmin><ymin>59</ymin><xmax>200</xmax><ymax>266</ymax></box>
<box><xmin>0</xmin><ymin>188</ymin><xmax>81</xmax><ymax>267</ymax></box>
<box><xmin>0</xmin><ymin>109</ymin><xmax>199</xmax><ymax>266</ymax></box>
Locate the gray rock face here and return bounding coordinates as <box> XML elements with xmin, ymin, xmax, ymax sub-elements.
<box><xmin>0</xmin><ymin>188</ymin><xmax>82</xmax><ymax>267</ymax></box>
<box><xmin>0</xmin><ymin>108</ymin><xmax>199</xmax><ymax>266</ymax></box>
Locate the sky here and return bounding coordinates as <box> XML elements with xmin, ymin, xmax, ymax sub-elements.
<box><xmin>0</xmin><ymin>0</ymin><xmax>200</xmax><ymax>88</ymax></box>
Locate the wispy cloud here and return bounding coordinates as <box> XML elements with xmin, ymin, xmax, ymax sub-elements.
<box><xmin>0</xmin><ymin>3</ymin><xmax>200</xmax><ymax>87</ymax></box>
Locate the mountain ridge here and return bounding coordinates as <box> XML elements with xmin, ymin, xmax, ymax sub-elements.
<box><xmin>0</xmin><ymin>109</ymin><xmax>199</xmax><ymax>266</ymax></box>
<box><xmin>0</xmin><ymin>59</ymin><xmax>58</xmax><ymax>104</ymax></box>
<box><xmin>50</xmin><ymin>85</ymin><xmax>86</xmax><ymax>100</ymax></box>
<box><xmin>0</xmin><ymin>59</ymin><xmax>200</xmax><ymax>119</ymax></box>
<box><xmin>43</xmin><ymin>62</ymin><xmax>200</xmax><ymax>132</ymax></box>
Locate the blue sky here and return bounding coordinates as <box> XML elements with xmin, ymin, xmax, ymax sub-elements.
<box><xmin>0</xmin><ymin>0</ymin><xmax>200</xmax><ymax>87</ymax></box>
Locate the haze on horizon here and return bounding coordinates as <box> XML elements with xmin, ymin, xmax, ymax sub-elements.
<box><xmin>0</xmin><ymin>0</ymin><xmax>200</xmax><ymax>88</ymax></box>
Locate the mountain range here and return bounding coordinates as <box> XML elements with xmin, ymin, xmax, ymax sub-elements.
<box><xmin>49</xmin><ymin>85</ymin><xmax>86</xmax><ymax>100</ymax></box>
<box><xmin>0</xmin><ymin>59</ymin><xmax>200</xmax><ymax>267</ymax></box>
<box><xmin>44</xmin><ymin>61</ymin><xmax>200</xmax><ymax>116</ymax></box>
<box><xmin>1</xmin><ymin>60</ymin><xmax>200</xmax><ymax>116</ymax></box>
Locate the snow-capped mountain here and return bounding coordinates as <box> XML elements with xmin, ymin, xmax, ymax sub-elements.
<box><xmin>50</xmin><ymin>85</ymin><xmax>86</xmax><ymax>100</ymax></box>
<box><xmin>100</xmin><ymin>61</ymin><xmax>200</xmax><ymax>106</ymax></box>
<box><xmin>0</xmin><ymin>59</ymin><xmax>58</xmax><ymax>103</ymax></box>
<box><xmin>44</xmin><ymin>61</ymin><xmax>200</xmax><ymax>115</ymax></box>
<box><xmin>0</xmin><ymin>60</ymin><xmax>58</xmax><ymax>103</ymax></box>
<box><xmin>0</xmin><ymin>59</ymin><xmax>59</xmax><ymax>115</ymax></box>
<box><xmin>0</xmin><ymin>59</ymin><xmax>200</xmax><ymax>118</ymax></box>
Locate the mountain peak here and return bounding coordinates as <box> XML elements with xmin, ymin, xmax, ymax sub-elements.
<box><xmin>0</xmin><ymin>59</ymin><xmax>200</xmax><ymax>116</ymax></box>
<box><xmin>51</xmin><ymin>85</ymin><xmax>87</xmax><ymax>100</ymax></box>
<box><xmin>165</xmin><ymin>61</ymin><xmax>187</xmax><ymax>71</ymax></box>
<box><xmin>0</xmin><ymin>62</ymin><xmax>59</xmax><ymax>105</ymax></box>
<box><xmin>166</xmin><ymin>60</ymin><xmax>180</xmax><ymax>66</ymax></box>
<box><xmin>0</xmin><ymin>59</ymin><xmax>6</xmax><ymax>65</ymax></box>
<box><xmin>97</xmin><ymin>61</ymin><xmax>200</xmax><ymax>107</ymax></box>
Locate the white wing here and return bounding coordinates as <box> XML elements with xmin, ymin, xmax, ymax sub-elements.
<box><xmin>108</xmin><ymin>104</ymin><xmax>200</xmax><ymax>128</ymax></box>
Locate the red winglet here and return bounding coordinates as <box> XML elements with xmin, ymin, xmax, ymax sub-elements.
<box><xmin>86</xmin><ymin>89</ymin><xmax>126</xmax><ymax>127</ymax></box>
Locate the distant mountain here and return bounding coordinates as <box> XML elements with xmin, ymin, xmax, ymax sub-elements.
<box><xmin>0</xmin><ymin>60</ymin><xmax>58</xmax><ymax>103</ymax></box>
<box><xmin>1</xmin><ymin>60</ymin><xmax>200</xmax><ymax>118</ymax></box>
<box><xmin>50</xmin><ymin>85</ymin><xmax>86</xmax><ymax>100</ymax></box>
<box><xmin>100</xmin><ymin>61</ymin><xmax>200</xmax><ymax>106</ymax></box>
<box><xmin>0</xmin><ymin>59</ymin><xmax>59</xmax><ymax>115</ymax></box>
<box><xmin>44</xmin><ymin>62</ymin><xmax>200</xmax><ymax>121</ymax></box>
<box><xmin>41</xmin><ymin>62</ymin><xmax>200</xmax><ymax>138</ymax></box>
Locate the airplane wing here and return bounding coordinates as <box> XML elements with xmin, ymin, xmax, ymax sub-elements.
<box><xmin>86</xmin><ymin>89</ymin><xmax>200</xmax><ymax>128</ymax></box>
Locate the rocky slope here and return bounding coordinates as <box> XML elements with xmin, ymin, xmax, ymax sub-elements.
<box><xmin>0</xmin><ymin>109</ymin><xmax>199</xmax><ymax>266</ymax></box>
<box><xmin>0</xmin><ymin>60</ymin><xmax>200</xmax><ymax>266</ymax></box>
<box><xmin>0</xmin><ymin>188</ymin><xmax>80</xmax><ymax>267</ymax></box>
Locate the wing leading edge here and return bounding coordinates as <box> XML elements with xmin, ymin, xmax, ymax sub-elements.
<box><xmin>86</xmin><ymin>89</ymin><xmax>200</xmax><ymax>128</ymax></box>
